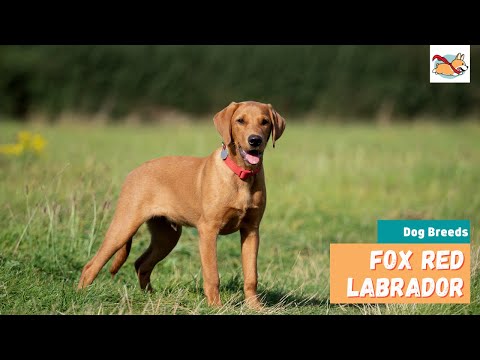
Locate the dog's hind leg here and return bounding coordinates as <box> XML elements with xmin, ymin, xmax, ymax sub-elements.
<box><xmin>109</xmin><ymin>238</ymin><xmax>133</xmax><ymax>277</ymax></box>
<box><xmin>78</xmin><ymin>207</ymin><xmax>144</xmax><ymax>289</ymax></box>
<box><xmin>134</xmin><ymin>216</ymin><xmax>182</xmax><ymax>291</ymax></box>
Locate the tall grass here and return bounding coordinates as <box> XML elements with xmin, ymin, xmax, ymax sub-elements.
<box><xmin>1</xmin><ymin>119</ymin><xmax>479</xmax><ymax>314</ymax></box>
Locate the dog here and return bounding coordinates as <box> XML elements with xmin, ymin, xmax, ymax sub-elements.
<box><xmin>432</xmin><ymin>53</ymin><xmax>468</xmax><ymax>76</ymax></box>
<box><xmin>77</xmin><ymin>101</ymin><xmax>286</xmax><ymax>309</ymax></box>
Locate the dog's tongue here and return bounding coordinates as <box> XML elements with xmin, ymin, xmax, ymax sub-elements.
<box><xmin>245</xmin><ymin>153</ymin><xmax>261</xmax><ymax>165</ymax></box>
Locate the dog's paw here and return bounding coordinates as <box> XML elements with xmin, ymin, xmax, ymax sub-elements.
<box><xmin>207</xmin><ymin>298</ymin><xmax>223</xmax><ymax>307</ymax></box>
<box><xmin>245</xmin><ymin>297</ymin><xmax>264</xmax><ymax>311</ymax></box>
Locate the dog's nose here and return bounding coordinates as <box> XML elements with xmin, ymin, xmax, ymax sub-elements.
<box><xmin>248</xmin><ymin>135</ymin><xmax>263</xmax><ymax>147</ymax></box>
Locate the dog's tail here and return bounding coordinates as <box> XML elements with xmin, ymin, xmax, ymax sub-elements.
<box><xmin>109</xmin><ymin>238</ymin><xmax>132</xmax><ymax>276</ymax></box>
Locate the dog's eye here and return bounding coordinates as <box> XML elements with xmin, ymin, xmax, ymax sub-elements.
<box><xmin>261</xmin><ymin>119</ymin><xmax>269</xmax><ymax>126</ymax></box>
<box><xmin>236</xmin><ymin>119</ymin><xmax>245</xmax><ymax>124</ymax></box>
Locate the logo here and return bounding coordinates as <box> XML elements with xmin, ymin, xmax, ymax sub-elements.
<box><xmin>430</xmin><ymin>45</ymin><xmax>470</xmax><ymax>83</ymax></box>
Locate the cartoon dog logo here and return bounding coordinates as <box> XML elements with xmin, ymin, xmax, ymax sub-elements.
<box><xmin>432</xmin><ymin>53</ymin><xmax>468</xmax><ymax>77</ymax></box>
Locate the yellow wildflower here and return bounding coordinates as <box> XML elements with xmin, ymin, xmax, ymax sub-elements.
<box><xmin>31</xmin><ymin>134</ymin><xmax>47</xmax><ymax>154</ymax></box>
<box><xmin>0</xmin><ymin>131</ymin><xmax>47</xmax><ymax>156</ymax></box>
<box><xmin>0</xmin><ymin>143</ymin><xmax>24</xmax><ymax>156</ymax></box>
<box><xmin>17</xmin><ymin>131</ymin><xmax>33</xmax><ymax>146</ymax></box>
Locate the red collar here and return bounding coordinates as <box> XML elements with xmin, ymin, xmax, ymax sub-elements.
<box><xmin>221</xmin><ymin>144</ymin><xmax>261</xmax><ymax>180</ymax></box>
<box><xmin>432</xmin><ymin>54</ymin><xmax>462</xmax><ymax>74</ymax></box>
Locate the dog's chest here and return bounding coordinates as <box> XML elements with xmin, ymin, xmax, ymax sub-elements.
<box><xmin>219</xmin><ymin>187</ymin><xmax>257</xmax><ymax>234</ymax></box>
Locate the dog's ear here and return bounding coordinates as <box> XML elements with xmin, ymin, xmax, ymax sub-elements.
<box><xmin>461</xmin><ymin>54</ymin><xmax>465</xmax><ymax>61</ymax></box>
<box><xmin>213</xmin><ymin>102</ymin><xmax>240</xmax><ymax>146</ymax></box>
<box><xmin>456</xmin><ymin>53</ymin><xmax>462</xmax><ymax>60</ymax></box>
<box><xmin>268</xmin><ymin>104</ymin><xmax>286</xmax><ymax>148</ymax></box>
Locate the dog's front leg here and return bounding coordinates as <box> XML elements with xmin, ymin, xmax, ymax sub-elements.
<box><xmin>240</xmin><ymin>227</ymin><xmax>262</xmax><ymax>310</ymax></box>
<box><xmin>198</xmin><ymin>223</ymin><xmax>221</xmax><ymax>306</ymax></box>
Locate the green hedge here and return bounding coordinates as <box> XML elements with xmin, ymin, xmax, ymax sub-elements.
<box><xmin>0</xmin><ymin>45</ymin><xmax>478</xmax><ymax>120</ymax></box>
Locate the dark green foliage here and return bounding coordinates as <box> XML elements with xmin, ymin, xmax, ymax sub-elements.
<box><xmin>0</xmin><ymin>45</ymin><xmax>478</xmax><ymax>120</ymax></box>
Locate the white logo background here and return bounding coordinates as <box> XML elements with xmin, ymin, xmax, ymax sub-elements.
<box><xmin>430</xmin><ymin>45</ymin><xmax>470</xmax><ymax>84</ymax></box>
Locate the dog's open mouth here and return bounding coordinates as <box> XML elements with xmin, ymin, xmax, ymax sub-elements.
<box><xmin>239</xmin><ymin>147</ymin><xmax>263</xmax><ymax>165</ymax></box>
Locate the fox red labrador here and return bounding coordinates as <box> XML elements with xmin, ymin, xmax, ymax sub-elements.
<box><xmin>78</xmin><ymin>101</ymin><xmax>286</xmax><ymax>309</ymax></box>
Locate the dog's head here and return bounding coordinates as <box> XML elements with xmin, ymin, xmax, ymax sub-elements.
<box><xmin>452</xmin><ymin>53</ymin><xmax>468</xmax><ymax>72</ymax></box>
<box><xmin>213</xmin><ymin>101</ymin><xmax>286</xmax><ymax>166</ymax></box>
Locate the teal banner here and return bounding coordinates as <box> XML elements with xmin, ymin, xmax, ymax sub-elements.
<box><xmin>377</xmin><ymin>220</ymin><xmax>470</xmax><ymax>244</ymax></box>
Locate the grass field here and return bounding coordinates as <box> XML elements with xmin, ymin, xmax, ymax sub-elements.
<box><xmin>1</xmin><ymin>119</ymin><xmax>480</xmax><ymax>315</ymax></box>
